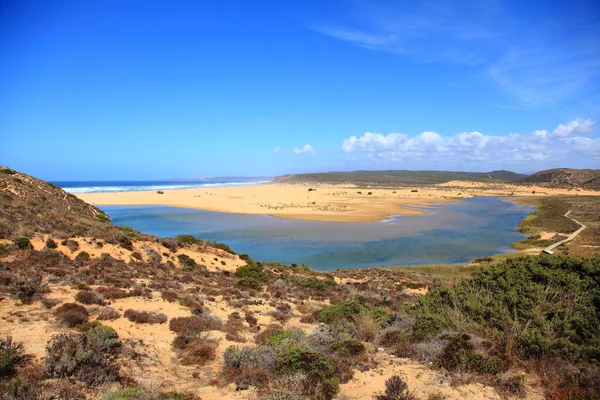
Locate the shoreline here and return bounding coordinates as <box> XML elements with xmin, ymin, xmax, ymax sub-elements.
<box><xmin>75</xmin><ymin>181</ymin><xmax>600</xmax><ymax>223</ymax></box>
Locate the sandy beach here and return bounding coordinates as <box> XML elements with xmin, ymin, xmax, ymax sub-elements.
<box><xmin>76</xmin><ymin>181</ymin><xmax>600</xmax><ymax>223</ymax></box>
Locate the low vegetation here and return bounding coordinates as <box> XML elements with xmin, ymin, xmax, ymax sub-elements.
<box><xmin>1</xmin><ymin>167</ymin><xmax>600</xmax><ymax>399</ymax></box>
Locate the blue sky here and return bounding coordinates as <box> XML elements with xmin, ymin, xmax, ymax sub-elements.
<box><xmin>1</xmin><ymin>0</ymin><xmax>599</xmax><ymax>180</ymax></box>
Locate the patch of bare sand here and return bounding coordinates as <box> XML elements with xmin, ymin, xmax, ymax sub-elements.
<box><xmin>25</xmin><ymin>234</ymin><xmax>245</xmax><ymax>272</ymax></box>
<box><xmin>339</xmin><ymin>351</ymin><xmax>543</xmax><ymax>400</ymax></box>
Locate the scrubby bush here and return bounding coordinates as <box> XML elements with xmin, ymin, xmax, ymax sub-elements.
<box><xmin>45</xmin><ymin>238</ymin><xmax>57</xmax><ymax>249</ymax></box>
<box><xmin>161</xmin><ymin>290</ymin><xmax>179</xmax><ymax>302</ymax></box>
<box><xmin>1</xmin><ymin>167</ymin><xmax>16</xmax><ymax>175</ymax></box>
<box><xmin>317</xmin><ymin>299</ymin><xmax>366</xmax><ymax>324</ymax></box>
<box><xmin>236</xmin><ymin>277</ymin><xmax>263</xmax><ymax>290</ymax></box>
<box><xmin>235</xmin><ymin>263</ymin><xmax>269</xmax><ymax>281</ymax></box>
<box><xmin>54</xmin><ymin>303</ymin><xmax>89</xmax><ymax>327</ymax></box>
<box><xmin>175</xmin><ymin>234</ymin><xmax>198</xmax><ymax>244</ymax></box>
<box><xmin>97</xmin><ymin>307</ymin><xmax>121</xmax><ymax>321</ymax></box>
<box><xmin>75</xmin><ymin>290</ymin><xmax>104</xmax><ymax>305</ymax></box>
<box><xmin>42</xmin><ymin>298</ymin><xmax>61</xmax><ymax>309</ymax></box>
<box><xmin>177</xmin><ymin>254</ymin><xmax>197</xmax><ymax>268</ymax></box>
<box><xmin>123</xmin><ymin>309</ymin><xmax>167</xmax><ymax>324</ymax></box>
<box><xmin>0</xmin><ymin>336</ymin><xmax>30</xmax><ymax>377</ymax></box>
<box><xmin>435</xmin><ymin>334</ymin><xmax>509</xmax><ymax>375</ymax></box>
<box><xmin>65</xmin><ymin>239</ymin><xmax>79</xmax><ymax>252</ymax></box>
<box><xmin>412</xmin><ymin>255</ymin><xmax>600</xmax><ymax>361</ymax></box>
<box><xmin>13</xmin><ymin>238</ymin><xmax>32</xmax><ymax>250</ymax></box>
<box><xmin>256</xmin><ymin>327</ymin><xmax>305</xmax><ymax>347</ymax></box>
<box><xmin>375</xmin><ymin>375</ymin><xmax>417</xmax><ymax>400</ymax></box>
<box><xmin>329</xmin><ymin>339</ymin><xmax>366</xmax><ymax>357</ymax></box>
<box><xmin>180</xmin><ymin>342</ymin><xmax>217</xmax><ymax>365</ymax></box>
<box><xmin>208</xmin><ymin>240</ymin><xmax>235</xmax><ymax>254</ymax></box>
<box><xmin>11</xmin><ymin>274</ymin><xmax>48</xmax><ymax>304</ymax></box>
<box><xmin>275</xmin><ymin>345</ymin><xmax>339</xmax><ymax>400</ymax></box>
<box><xmin>239</xmin><ymin>254</ymin><xmax>254</xmax><ymax>264</ymax></box>
<box><xmin>169</xmin><ymin>315</ymin><xmax>222</xmax><ymax>334</ymax></box>
<box><xmin>45</xmin><ymin>325</ymin><xmax>120</xmax><ymax>386</ymax></box>
<box><xmin>0</xmin><ymin>243</ymin><xmax>5</xmax><ymax>255</ymax></box>
<box><xmin>223</xmin><ymin>345</ymin><xmax>277</xmax><ymax>389</ymax></box>
<box><xmin>101</xmin><ymin>388</ymin><xmax>146</xmax><ymax>400</ymax></box>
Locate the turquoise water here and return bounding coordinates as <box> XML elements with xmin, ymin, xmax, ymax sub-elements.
<box><xmin>100</xmin><ymin>197</ymin><xmax>532</xmax><ymax>270</ymax></box>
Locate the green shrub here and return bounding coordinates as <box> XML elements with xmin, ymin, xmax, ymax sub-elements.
<box><xmin>0</xmin><ymin>243</ymin><xmax>5</xmax><ymax>255</ymax></box>
<box><xmin>412</xmin><ymin>255</ymin><xmax>600</xmax><ymax>361</ymax></box>
<box><xmin>235</xmin><ymin>264</ymin><xmax>269</xmax><ymax>282</ymax></box>
<box><xmin>256</xmin><ymin>328</ymin><xmax>304</xmax><ymax>347</ymax></box>
<box><xmin>0</xmin><ymin>336</ymin><xmax>30</xmax><ymax>377</ymax></box>
<box><xmin>317</xmin><ymin>299</ymin><xmax>367</xmax><ymax>324</ymax></box>
<box><xmin>298</xmin><ymin>278</ymin><xmax>327</xmax><ymax>290</ymax></box>
<box><xmin>102</xmin><ymin>388</ymin><xmax>146</xmax><ymax>400</ymax></box>
<box><xmin>177</xmin><ymin>254</ymin><xmax>197</xmax><ymax>268</ymax></box>
<box><xmin>12</xmin><ymin>238</ymin><xmax>32</xmax><ymax>250</ymax></box>
<box><xmin>45</xmin><ymin>326</ymin><xmax>120</xmax><ymax>386</ymax></box>
<box><xmin>435</xmin><ymin>334</ymin><xmax>509</xmax><ymax>375</ymax></box>
<box><xmin>0</xmin><ymin>167</ymin><xmax>16</xmax><ymax>175</ymax></box>
<box><xmin>45</xmin><ymin>238</ymin><xmax>57</xmax><ymax>249</ymax></box>
<box><xmin>329</xmin><ymin>340</ymin><xmax>366</xmax><ymax>357</ymax></box>
<box><xmin>239</xmin><ymin>253</ymin><xmax>254</xmax><ymax>264</ymax></box>
<box><xmin>208</xmin><ymin>240</ymin><xmax>235</xmax><ymax>254</ymax></box>
<box><xmin>375</xmin><ymin>375</ymin><xmax>417</xmax><ymax>400</ymax></box>
<box><xmin>175</xmin><ymin>234</ymin><xmax>198</xmax><ymax>244</ymax></box>
<box><xmin>275</xmin><ymin>345</ymin><xmax>339</xmax><ymax>400</ymax></box>
<box><xmin>236</xmin><ymin>277</ymin><xmax>263</xmax><ymax>290</ymax></box>
<box><xmin>96</xmin><ymin>213</ymin><xmax>110</xmax><ymax>222</ymax></box>
<box><xmin>411</xmin><ymin>317</ymin><xmax>442</xmax><ymax>341</ymax></box>
<box><xmin>74</xmin><ymin>320</ymin><xmax>103</xmax><ymax>333</ymax></box>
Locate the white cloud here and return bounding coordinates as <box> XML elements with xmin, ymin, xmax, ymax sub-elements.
<box><xmin>274</xmin><ymin>146</ymin><xmax>282</xmax><ymax>154</ymax></box>
<box><xmin>293</xmin><ymin>144</ymin><xmax>316</xmax><ymax>155</ymax></box>
<box><xmin>341</xmin><ymin>119</ymin><xmax>599</xmax><ymax>169</ymax></box>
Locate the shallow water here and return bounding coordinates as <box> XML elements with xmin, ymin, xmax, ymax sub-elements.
<box><xmin>100</xmin><ymin>196</ymin><xmax>532</xmax><ymax>270</ymax></box>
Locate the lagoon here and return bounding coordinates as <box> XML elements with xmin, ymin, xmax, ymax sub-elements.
<box><xmin>100</xmin><ymin>196</ymin><xmax>532</xmax><ymax>270</ymax></box>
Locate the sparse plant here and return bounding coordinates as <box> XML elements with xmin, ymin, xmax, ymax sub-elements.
<box><xmin>0</xmin><ymin>336</ymin><xmax>30</xmax><ymax>377</ymax></box>
<box><xmin>123</xmin><ymin>309</ymin><xmax>167</xmax><ymax>324</ymax></box>
<box><xmin>97</xmin><ymin>307</ymin><xmax>121</xmax><ymax>321</ymax></box>
<box><xmin>45</xmin><ymin>325</ymin><xmax>120</xmax><ymax>386</ymax></box>
<box><xmin>75</xmin><ymin>290</ymin><xmax>105</xmax><ymax>305</ymax></box>
<box><xmin>54</xmin><ymin>303</ymin><xmax>89</xmax><ymax>327</ymax></box>
<box><xmin>13</xmin><ymin>238</ymin><xmax>32</xmax><ymax>250</ymax></box>
<box><xmin>169</xmin><ymin>314</ymin><xmax>222</xmax><ymax>333</ymax></box>
<box><xmin>374</xmin><ymin>375</ymin><xmax>417</xmax><ymax>400</ymax></box>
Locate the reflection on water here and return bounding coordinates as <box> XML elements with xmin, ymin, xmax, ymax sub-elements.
<box><xmin>100</xmin><ymin>197</ymin><xmax>532</xmax><ymax>270</ymax></box>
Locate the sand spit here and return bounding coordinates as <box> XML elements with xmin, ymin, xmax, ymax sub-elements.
<box><xmin>76</xmin><ymin>182</ymin><xmax>600</xmax><ymax>223</ymax></box>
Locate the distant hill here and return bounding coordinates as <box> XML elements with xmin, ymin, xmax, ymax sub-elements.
<box><xmin>275</xmin><ymin>169</ymin><xmax>527</xmax><ymax>186</ymax></box>
<box><xmin>519</xmin><ymin>168</ymin><xmax>600</xmax><ymax>190</ymax></box>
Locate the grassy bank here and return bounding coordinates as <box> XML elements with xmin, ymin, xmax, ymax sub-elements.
<box><xmin>511</xmin><ymin>196</ymin><xmax>600</xmax><ymax>256</ymax></box>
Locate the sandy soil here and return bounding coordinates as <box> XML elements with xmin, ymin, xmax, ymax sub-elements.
<box><xmin>76</xmin><ymin>182</ymin><xmax>600</xmax><ymax>223</ymax></box>
<box><xmin>0</xmin><ymin>238</ymin><xmax>547</xmax><ymax>400</ymax></box>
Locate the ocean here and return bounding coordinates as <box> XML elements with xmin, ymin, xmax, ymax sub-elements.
<box><xmin>54</xmin><ymin>178</ymin><xmax>271</xmax><ymax>194</ymax></box>
<box><xmin>97</xmin><ymin>197</ymin><xmax>533</xmax><ymax>270</ymax></box>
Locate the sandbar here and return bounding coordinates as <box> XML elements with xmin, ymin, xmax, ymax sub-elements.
<box><xmin>76</xmin><ymin>182</ymin><xmax>600</xmax><ymax>223</ymax></box>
